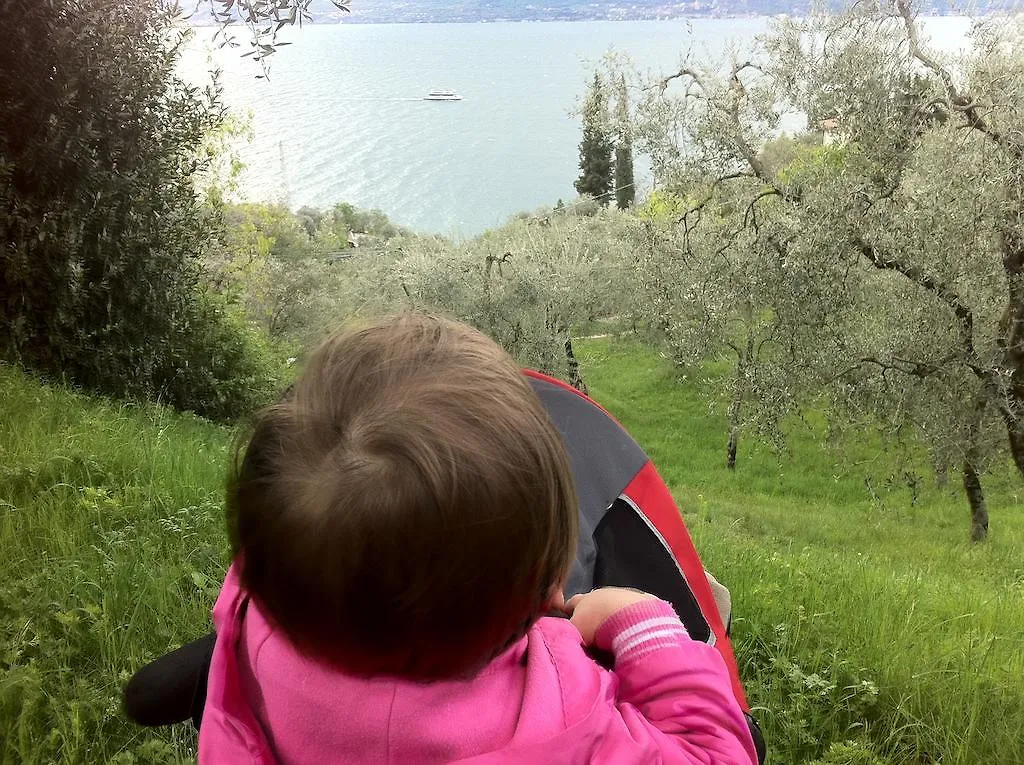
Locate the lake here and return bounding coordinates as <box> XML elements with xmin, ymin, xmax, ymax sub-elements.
<box><xmin>179</xmin><ymin>18</ymin><xmax>973</xmax><ymax>236</ymax></box>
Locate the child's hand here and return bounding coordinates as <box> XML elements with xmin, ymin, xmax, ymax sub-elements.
<box><xmin>564</xmin><ymin>588</ymin><xmax>656</xmax><ymax>647</ymax></box>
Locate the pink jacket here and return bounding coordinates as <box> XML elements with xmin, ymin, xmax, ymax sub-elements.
<box><xmin>199</xmin><ymin>564</ymin><xmax>758</xmax><ymax>764</ymax></box>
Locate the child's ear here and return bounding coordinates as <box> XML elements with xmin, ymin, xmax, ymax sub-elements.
<box><xmin>544</xmin><ymin>585</ymin><xmax>568</xmax><ymax>614</ymax></box>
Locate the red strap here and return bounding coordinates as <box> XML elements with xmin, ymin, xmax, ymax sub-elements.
<box><xmin>623</xmin><ymin>462</ymin><xmax>750</xmax><ymax>711</ymax></box>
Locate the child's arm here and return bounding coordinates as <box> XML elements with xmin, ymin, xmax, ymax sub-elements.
<box><xmin>567</xmin><ymin>589</ymin><xmax>757</xmax><ymax>765</ymax></box>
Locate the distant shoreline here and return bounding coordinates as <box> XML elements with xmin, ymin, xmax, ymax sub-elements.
<box><xmin>187</xmin><ymin>12</ymin><xmax>985</xmax><ymax>27</ymax></box>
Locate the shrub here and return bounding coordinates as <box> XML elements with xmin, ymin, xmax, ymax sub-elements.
<box><xmin>153</xmin><ymin>290</ymin><xmax>287</xmax><ymax>422</ymax></box>
<box><xmin>809</xmin><ymin>740</ymin><xmax>890</xmax><ymax>765</ymax></box>
<box><xmin>0</xmin><ymin>0</ymin><xmax>273</xmax><ymax>420</ymax></box>
<box><xmin>568</xmin><ymin>195</ymin><xmax>603</xmax><ymax>217</ymax></box>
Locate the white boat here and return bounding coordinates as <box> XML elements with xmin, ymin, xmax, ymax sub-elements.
<box><xmin>424</xmin><ymin>89</ymin><xmax>463</xmax><ymax>101</ymax></box>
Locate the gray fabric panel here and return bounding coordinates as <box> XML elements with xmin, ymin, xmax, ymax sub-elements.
<box><xmin>527</xmin><ymin>376</ymin><xmax>649</xmax><ymax>596</ymax></box>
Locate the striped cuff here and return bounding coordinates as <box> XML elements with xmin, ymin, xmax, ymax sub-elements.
<box><xmin>594</xmin><ymin>599</ymin><xmax>688</xmax><ymax>664</ymax></box>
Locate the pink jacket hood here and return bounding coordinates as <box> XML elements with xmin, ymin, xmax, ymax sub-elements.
<box><xmin>199</xmin><ymin>564</ymin><xmax>757</xmax><ymax>765</ymax></box>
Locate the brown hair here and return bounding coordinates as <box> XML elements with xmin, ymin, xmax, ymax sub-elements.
<box><xmin>227</xmin><ymin>313</ymin><xmax>578</xmax><ymax>680</ymax></box>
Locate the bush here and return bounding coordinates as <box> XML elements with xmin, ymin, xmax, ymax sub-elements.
<box><xmin>376</xmin><ymin>213</ymin><xmax>632</xmax><ymax>385</ymax></box>
<box><xmin>567</xmin><ymin>195</ymin><xmax>603</xmax><ymax>217</ymax></box>
<box><xmin>0</xmin><ymin>0</ymin><xmax>265</xmax><ymax>419</ymax></box>
<box><xmin>634</xmin><ymin>189</ymin><xmax>691</xmax><ymax>221</ymax></box>
<box><xmin>325</xmin><ymin>202</ymin><xmax>408</xmax><ymax>239</ymax></box>
<box><xmin>153</xmin><ymin>290</ymin><xmax>287</xmax><ymax>422</ymax></box>
<box><xmin>809</xmin><ymin>740</ymin><xmax>890</xmax><ymax>765</ymax></box>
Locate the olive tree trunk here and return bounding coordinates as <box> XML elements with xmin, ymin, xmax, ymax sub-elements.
<box><xmin>726</xmin><ymin>327</ymin><xmax>756</xmax><ymax>471</ymax></box>
<box><xmin>565</xmin><ymin>337</ymin><xmax>588</xmax><ymax>394</ymax></box>
<box><xmin>965</xmin><ymin>395</ymin><xmax>990</xmax><ymax>542</ymax></box>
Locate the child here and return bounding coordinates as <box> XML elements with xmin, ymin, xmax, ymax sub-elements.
<box><xmin>199</xmin><ymin>313</ymin><xmax>758</xmax><ymax>764</ymax></box>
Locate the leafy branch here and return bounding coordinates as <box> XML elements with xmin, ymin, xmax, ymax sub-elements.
<box><xmin>895</xmin><ymin>0</ymin><xmax>1022</xmax><ymax>160</ymax></box>
<box><xmin>189</xmin><ymin>0</ymin><xmax>351</xmax><ymax>76</ymax></box>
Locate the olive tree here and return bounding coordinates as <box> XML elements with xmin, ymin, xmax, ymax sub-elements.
<box><xmin>189</xmin><ymin>0</ymin><xmax>350</xmax><ymax>73</ymax></box>
<box><xmin>628</xmin><ymin>202</ymin><xmax>819</xmax><ymax>469</ymax></box>
<box><xmin>623</xmin><ymin>0</ymin><xmax>1024</xmax><ymax>540</ymax></box>
<box><xmin>370</xmin><ymin>212</ymin><xmax>631</xmax><ymax>387</ymax></box>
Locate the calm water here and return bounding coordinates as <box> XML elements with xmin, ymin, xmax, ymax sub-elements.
<box><xmin>180</xmin><ymin>19</ymin><xmax>973</xmax><ymax>236</ymax></box>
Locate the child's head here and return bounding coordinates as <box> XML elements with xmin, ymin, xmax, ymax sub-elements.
<box><xmin>227</xmin><ymin>313</ymin><xmax>578</xmax><ymax>680</ymax></box>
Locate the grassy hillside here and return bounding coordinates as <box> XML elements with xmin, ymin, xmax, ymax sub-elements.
<box><xmin>1</xmin><ymin>343</ymin><xmax>1022</xmax><ymax>763</ymax></box>
<box><xmin>579</xmin><ymin>340</ymin><xmax>1024</xmax><ymax>765</ymax></box>
<box><xmin>0</xmin><ymin>368</ymin><xmax>227</xmax><ymax>764</ymax></box>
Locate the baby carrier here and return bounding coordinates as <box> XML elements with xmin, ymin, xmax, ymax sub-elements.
<box><xmin>125</xmin><ymin>371</ymin><xmax>767</xmax><ymax>763</ymax></box>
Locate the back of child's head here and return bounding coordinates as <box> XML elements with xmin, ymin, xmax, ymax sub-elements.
<box><xmin>227</xmin><ymin>313</ymin><xmax>578</xmax><ymax>681</ymax></box>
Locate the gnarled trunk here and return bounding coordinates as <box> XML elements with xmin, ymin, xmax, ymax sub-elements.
<box><xmin>963</xmin><ymin>459</ymin><xmax>989</xmax><ymax>543</ymax></box>
<box><xmin>1000</xmin><ymin>408</ymin><xmax>1024</xmax><ymax>479</ymax></box>
<box><xmin>726</xmin><ymin>385</ymin><xmax>743</xmax><ymax>471</ymax></box>
<box><xmin>964</xmin><ymin>394</ymin><xmax>990</xmax><ymax>542</ymax></box>
<box><xmin>565</xmin><ymin>337</ymin><xmax>587</xmax><ymax>394</ymax></box>
<box><xmin>726</xmin><ymin>325</ymin><xmax>756</xmax><ymax>471</ymax></box>
<box><xmin>996</xmin><ymin>313</ymin><xmax>1024</xmax><ymax>479</ymax></box>
<box><xmin>999</xmin><ymin>201</ymin><xmax>1024</xmax><ymax>479</ymax></box>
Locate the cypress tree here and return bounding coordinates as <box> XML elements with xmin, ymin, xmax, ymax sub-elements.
<box><xmin>574</xmin><ymin>73</ymin><xmax>614</xmax><ymax>204</ymax></box>
<box><xmin>614</xmin><ymin>74</ymin><xmax>635</xmax><ymax>210</ymax></box>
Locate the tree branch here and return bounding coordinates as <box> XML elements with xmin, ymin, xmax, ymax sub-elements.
<box><xmin>658</xmin><ymin>67</ymin><xmax>705</xmax><ymax>94</ymax></box>
<box><xmin>743</xmin><ymin>188</ymin><xmax>782</xmax><ymax>230</ymax></box>
<box><xmin>896</xmin><ymin>0</ymin><xmax>1022</xmax><ymax>160</ymax></box>
<box><xmin>732</xmin><ymin>61</ymin><xmax>761</xmax><ymax>78</ymax></box>
<box><xmin>859</xmin><ymin>355</ymin><xmax>946</xmax><ymax>380</ymax></box>
<box><xmin>723</xmin><ymin>60</ymin><xmax>769</xmax><ymax>179</ymax></box>
<box><xmin>711</xmin><ymin>225</ymin><xmax>745</xmax><ymax>261</ymax></box>
<box><xmin>822</xmin><ymin>362</ymin><xmax>868</xmax><ymax>386</ymax></box>
<box><xmin>677</xmin><ymin>171</ymin><xmax>753</xmax><ymax>226</ymax></box>
<box><xmin>658</xmin><ymin>60</ymin><xmax>776</xmax><ymax>185</ymax></box>
<box><xmin>855</xmin><ymin>236</ymin><xmax>988</xmax><ymax>378</ymax></box>
<box><xmin>896</xmin><ymin>0</ymin><xmax>956</xmax><ymax>95</ymax></box>
<box><xmin>856</xmin><ymin>239</ymin><xmax>970</xmax><ymax>333</ymax></box>
<box><xmin>755</xmin><ymin>314</ymin><xmax>785</xmax><ymax>357</ymax></box>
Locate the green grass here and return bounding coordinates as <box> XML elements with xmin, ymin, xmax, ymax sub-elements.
<box><xmin>1</xmin><ymin>343</ymin><xmax>1022</xmax><ymax>764</ymax></box>
<box><xmin>0</xmin><ymin>368</ymin><xmax>230</xmax><ymax>764</ymax></box>
<box><xmin>579</xmin><ymin>339</ymin><xmax>1024</xmax><ymax>765</ymax></box>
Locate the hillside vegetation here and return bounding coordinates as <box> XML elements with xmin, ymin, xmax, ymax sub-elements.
<box><xmin>2</xmin><ymin>343</ymin><xmax>1022</xmax><ymax>763</ymax></box>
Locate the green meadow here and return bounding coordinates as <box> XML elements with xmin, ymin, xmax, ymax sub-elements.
<box><xmin>1</xmin><ymin>339</ymin><xmax>1021</xmax><ymax>764</ymax></box>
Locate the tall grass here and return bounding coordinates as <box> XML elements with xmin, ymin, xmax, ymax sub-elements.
<box><xmin>1</xmin><ymin>345</ymin><xmax>1022</xmax><ymax>763</ymax></box>
<box><xmin>579</xmin><ymin>339</ymin><xmax>1024</xmax><ymax>765</ymax></box>
<box><xmin>0</xmin><ymin>367</ymin><xmax>230</xmax><ymax>763</ymax></box>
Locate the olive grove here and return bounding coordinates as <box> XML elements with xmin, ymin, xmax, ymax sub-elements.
<box><xmin>611</xmin><ymin>1</ymin><xmax>1024</xmax><ymax>540</ymax></box>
